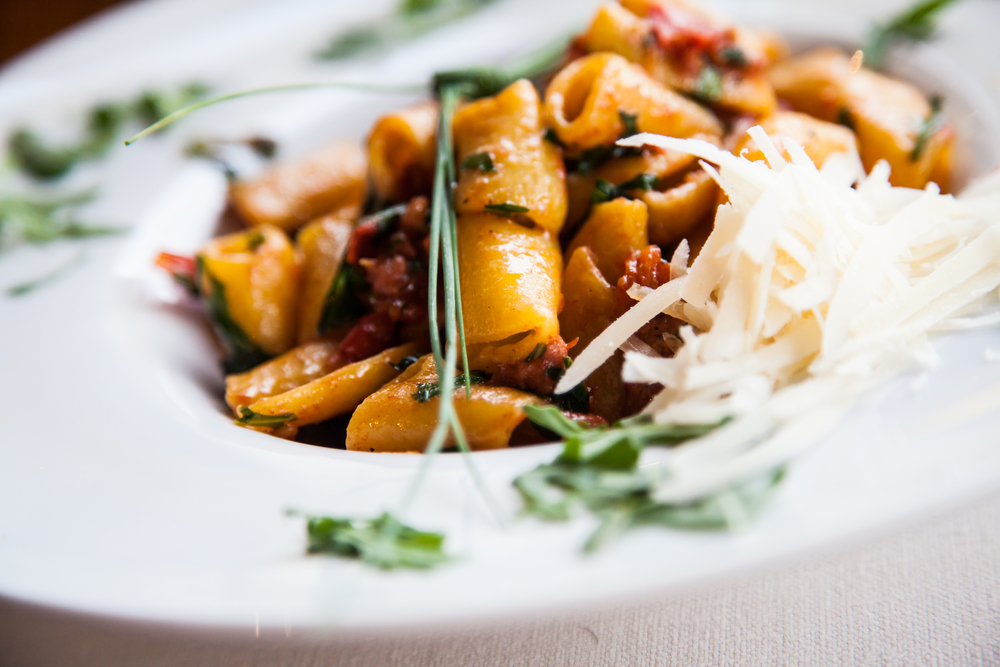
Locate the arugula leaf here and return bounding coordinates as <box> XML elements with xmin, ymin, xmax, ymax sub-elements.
<box><xmin>391</xmin><ymin>355</ymin><xmax>420</xmax><ymax>372</ymax></box>
<box><xmin>303</xmin><ymin>512</ymin><xmax>449</xmax><ymax>570</ymax></box>
<box><xmin>235</xmin><ymin>407</ymin><xmax>296</xmax><ymax>428</ymax></box>
<box><xmin>318</xmin><ymin>263</ymin><xmax>370</xmax><ymax>335</ymax></box>
<box><xmin>413</xmin><ymin>371</ymin><xmax>488</xmax><ymax>402</ymax></box>
<box><xmin>201</xmin><ymin>265</ymin><xmax>272</xmax><ymax>373</ymax></box>
<box><xmin>484</xmin><ymin>203</ymin><xmax>530</xmax><ymax>217</ymax></box>
<box><xmin>865</xmin><ymin>0</ymin><xmax>959</xmax><ymax>70</ymax></box>
<box><xmin>8</xmin><ymin>83</ymin><xmax>209</xmax><ymax>180</ymax></box>
<box><xmin>0</xmin><ymin>191</ymin><xmax>121</xmax><ymax>248</ymax></box>
<box><xmin>514</xmin><ymin>407</ymin><xmax>766</xmax><ymax>551</ymax></box>
<box><xmin>910</xmin><ymin>94</ymin><xmax>945</xmax><ymax>161</ymax></box>
<box><xmin>318</xmin><ymin>0</ymin><xmax>501</xmax><ymax>61</ymax></box>
<box><xmin>591</xmin><ymin>173</ymin><xmax>659</xmax><ymax>204</ymax></box>
<box><xmin>618</xmin><ymin>110</ymin><xmax>640</xmax><ymax>138</ymax></box>
<box><xmin>525</xmin><ymin>343</ymin><xmax>547</xmax><ymax>362</ymax></box>
<box><xmin>694</xmin><ymin>64</ymin><xmax>724</xmax><ymax>103</ymax></box>
<box><xmin>461</xmin><ymin>151</ymin><xmax>495</xmax><ymax>173</ymax></box>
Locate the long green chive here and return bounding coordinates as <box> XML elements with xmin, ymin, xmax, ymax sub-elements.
<box><xmin>124</xmin><ymin>82</ymin><xmax>424</xmax><ymax>145</ymax></box>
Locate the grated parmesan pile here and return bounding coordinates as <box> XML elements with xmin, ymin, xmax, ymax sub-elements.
<box><xmin>555</xmin><ymin>127</ymin><xmax>1000</xmax><ymax>503</ymax></box>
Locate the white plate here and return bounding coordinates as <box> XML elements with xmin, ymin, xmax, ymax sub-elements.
<box><xmin>2</xmin><ymin>0</ymin><xmax>1000</xmax><ymax>633</ymax></box>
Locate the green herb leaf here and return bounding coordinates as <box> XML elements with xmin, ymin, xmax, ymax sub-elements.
<box><xmin>245</xmin><ymin>230</ymin><xmax>265</xmax><ymax>251</ymax></box>
<box><xmin>302</xmin><ymin>512</ymin><xmax>449</xmax><ymax>570</ymax></box>
<box><xmin>0</xmin><ymin>191</ymin><xmax>121</xmax><ymax>249</ymax></box>
<box><xmin>460</xmin><ymin>151</ymin><xmax>495</xmax><ymax>173</ymax></box>
<box><xmin>391</xmin><ymin>355</ymin><xmax>420</xmax><ymax>372</ymax></box>
<box><xmin>318</xmin><ymin>263</ymin><xmax>370</xmax><ymax>335</ymax></box>
<box><xmin>836</xmin><ymin>107</ymin><xmax>855</xmax><ymax>131</ymax></box>
<box><xmin>719</xmin><ymin>46</ymin><xmax>748</xmax><ymax>68</ymax></box>
<box><xmin>317</xmin><ymin>0</ymin><xmax>501</xmax><ymax>61</ymax></box>
<box><xmin>515</xmin><ymin>408</ymin><xmax>780</xmax><ymax>552</ymax></box>
<box><xmin>694</xmin><ymin>64</ymin><xmax>724</xmax><ymax>103</ymax></box>
<box><xmin>618</xmin><ymin>110</ymin><xmax>640</xmax><ymax>138</ymax></box>
<box><xmin>235</xmin><ymin>407</ymin><xmax>296</xmax><ymax>428</ymax></box>
<box><xmin>910</xmin><ymin>94</ymin><xmax>945</xmax><ymax>161</ymax></box>
<box><xmin>201</xmin><ymin>264</ymin><xmax>272</xmax><ymax>373</ymax></box>
<box><xmin>484</xmin><ymin>203</ymin><xmax>530</xmax><ymax>217</ymax></box>
<box><xmin>543</xmin><ymin>127</ymin><xmax>565</xmax><ymax>148</ymax></box>
<box><xmin>413</xmin><ymin>371</ymin><xmax>487</xmax><ymax>402</ymax></box>
<box><xmin>525</xmin><ymin>343</ymin><xmax>547</xmax><ymax>362</ymax></box>
<box><xmin>865</xmin><ymin>0</ymin><xmax>959</xmax><ymax>70</ymax></box>
<box><xmin>432</xmin><ymin>36</ymin><xmax>569</xmax><ymax>100</ymax></box>
<box><xmin>591</xmin><ymin>173</ymin><xmax>658</xmax><ymax>204</ymax></box>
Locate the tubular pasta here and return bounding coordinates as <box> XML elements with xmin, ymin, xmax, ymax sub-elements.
<box><xmin>458</xmin><ymin>213</ymin><xmax>562</xmax><ymax>373</ymax></box>
<box><xmin>230</xmin><ymin>141</ymin><xmax>366</xmax><ymax>232</ymax></box>
<box><xmin>367</xmin><ymin>102</ymin><xmax>438</xmax><ymax>204</ymax></box>
<box><xmin>453</xmin><ymin>79</ymin><xmax>568</xmax><ymax>234</ymax></box>
<box><xmin>544</xmin><ymin>53</ymin><xmax>722</xmax><ymax>152</ymax></box>
<box><xmin>295</xmin><ymin>208</ymin><xmax>355</xmax><ymax>344</ymax></box>
<box><xmin>346</xmin><ymin>355</ymin><xmax>543</xmax><ymax>452</ymax></box>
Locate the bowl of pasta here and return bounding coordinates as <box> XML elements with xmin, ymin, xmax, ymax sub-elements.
<box><xmin>2</xmin><ymin>0</ymin><xmax>1000</xmax><ymax>633</ymax></box>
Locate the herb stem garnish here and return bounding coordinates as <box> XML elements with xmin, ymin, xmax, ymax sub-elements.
<box><xmin>591</xmin><ymin>173</ymin><xmax>658</xmax><ymax>204</ymax></box>
<box><xmin>9</xmin><ymin>83</ymin><xmax>209</xmax><ymax>180</ymax></box>
<box><xmin>5</xmin><ymin>251</ymin><xmax>85</xmax><ymax>297</ymax></box>
<box><xmin>515</xmin><ymin>406</ymin><xmax>779</xmax><ymax>551</ymax></box>
<box><xmin>483</xmin><ymin>202</ymin><xmax>530</xmax><ymax>217</ymax></box>
<box><xmin>124</xmin><ymin>82</ymin><xmax>425</xmax><ymax>146</ymax></box>
<box><xmin>316</xmin><ymin>0</ymin><xmax>502</xmax><ymax>61</ymax></box>
<box><xmin>0</xmin><ymin>191</ymin><xmax>122</xmax><ymax>248</ymax></box>
<box><xmin>864</xmin><ymin>0</ymin><xmax>960</xmax><ymax>70</ymax></box>
<box><xmin>910</xmin><ymin>94</ymin><xmax>945</xmax><ymax>161</ymax></box>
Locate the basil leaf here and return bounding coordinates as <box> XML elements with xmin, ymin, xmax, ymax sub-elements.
<box><xmin>303</xmin><ymin>512</ymin><xmax>449</xmax><ymax>570</ymax></box>
<box><xmin>201</xmin><ymin>264</ymin><xmax>272</xmax><ymax>373</ymax></box>
<box><xmin>318</xmin><ymin>263</ymin><xmax>369</xmax><ymax>335</ymax></box>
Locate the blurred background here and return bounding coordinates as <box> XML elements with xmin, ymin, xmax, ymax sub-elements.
<box><xmin>0</xmin><ymin>0</ymin><xmax>129</xmax><ymax>64</ymax></box>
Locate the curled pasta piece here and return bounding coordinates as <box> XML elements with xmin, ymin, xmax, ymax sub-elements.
<box><xmin>458</xmin><ymin>213</ymin><xmax>562</xmax><ymax>373</ymax></box>
<box><xmin>346</xmin><ymin>355</ymin><xmax>543</xmax><ymax>452</ymax></box>
<box><xmin>240</xmin><ymin>341</ymin><xmax>425</xmax><ymax>434</ymax></box>
<box><xmin>560</xmin><ymin>246</ymin><xmax>617</xmax><ymax>358</ymax></box>
<box><xmin>229</xmin><ymin>141</ymin><xmax>366</xmax><ymax>232</ymax></box>
<box><xmin>544</xmin><ymin>53</ymin><xmax>721</xmax><ymax>152</ymax></box>
<box><xmin>769</xmin><ymin>48</ymin><xmax>954</xmax><ymax>189</ymax></box>
<box><xmin>198</xmin><ymin>224</ymin><xmax>301</xmax><ymax>369</ymax></box>
<box><xmin>733</xmin><ymin>110</ymin><xmax>859</xmax><ymax>168</ymax></box>
<box><xmin>566</xmin><ymin>198</ymin><xmax>648</xmax><ymax>285</ymax></box>
<box><xmin>577</xmin><ymin>0</ymin><xmax>779</xmax><ymax>115</ymax></box>
<box><xmin>225</xmin><ymin>336</ymin><xmax>343</xmax><ymax>410</ymax></box>
<box><xmin>453</xmin><ymin>79</ymin><xmax>568</xmax><ymax>234</ymax></box>
<box><xmin>641</xmin><ymin>169</ymin><xmax>718</xmax><ymax>247</ymax></box>
<box><xmin>367</xmin><ymin>102</ymin><xmax>438</xmax><ymax>204</ymax></box>
<box><xmin>295</xmin><ymin>208</ymin><xmax>355</xmax><ymax>344</ymax></box>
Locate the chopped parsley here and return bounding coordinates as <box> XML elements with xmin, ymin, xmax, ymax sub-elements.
<box><xmin>719</xmin><ymin>46</ymin><xmax>748</xmax><ymax>68</ymax></box>
<box><xmin>391</xmin><ymin>356</ymin><xmax>420</xmax><ymax>372</ymax></box>
<box><xmin>461</xmin><ymin>151</ymin><xmax>496</xmax><ymax>173</ymax></box>
<box><xmin>618</xmin><ymin>110</ymin><xmax>640</xmax><ymax>138</ymax></box>
<box><xmin>413</xmin><ymin>371</ymin><xmax>488</xmax><ymax>402</ymax></box>
<box><xmin>525</xmin><ymin>343</ymin><xmax>548</xmax><ymax>362</ymax></box>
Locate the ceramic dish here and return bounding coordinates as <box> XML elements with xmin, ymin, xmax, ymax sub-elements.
<box><xmin>1</xmin><ymin>0</ymin><xmax>999</xmax><ymax>632</ymax></box>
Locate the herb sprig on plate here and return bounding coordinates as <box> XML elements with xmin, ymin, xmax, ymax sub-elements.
<box><xmin>864</xmin><ymin>0</ymin><xmax>960</xmax><ymax>70</ymax></box>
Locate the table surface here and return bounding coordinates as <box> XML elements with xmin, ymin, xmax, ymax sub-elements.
<box><xmin>1</xmin><ymin>0</ymin><xmax>999</xmax><ymax>664</ymax></box>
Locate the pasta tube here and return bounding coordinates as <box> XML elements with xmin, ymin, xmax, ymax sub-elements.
<box><xmin>566</xmin><ymin>198</ymin><xmax>648</xmax><ymax>285</ymax></box>
<box><xmin>544</xmin><ymin>53</ymin><xmax>722</xmax><ymax>152</ymax></box>
<box><xmin>197</xmin><ymin>224</ymin><xmax>301</xmax><ymax>371</ymax></box>
<box><xmin>458</xmin><ymin>213</ymin><xmax>562</xmax><ymax>372</ymax></box>
<box><xmin>577</xmin><ymin>1</ymin><xmax>779</xmax><ymax>115</ymax></box>
<box><xmin>225</xmin><ymin>337</ymin><xmax>343</xmax><ymax>410</ymax></box>
<box><xmin>241</xmin><ymin>341</ymin><xmax>424</xmax><ymax>431</ymax></box>
<box><xmin>641</xmin><ymin>169</ymin><xmax>718</xmax><ymax>247</ymax></box>
<box><xmin>560</xmin><ymin>246</ymin><xmax>617</xmax><ymax>357</ymax></box>
<box><xmin>295</xmin><ymin>208</ymin><xmax>355</xmax><ymax>344</ymax></box>
<box><xmin>346</xmin><ymin>355</ymin><xmax>543</xmax><ymax>452</ymax></box>
<box><xmin>229</xmin><ymin>141</ymin><xmax>366</xmax><ymax>232</ymax></box>
<box><xmin>367</xmin><ymin>102</ymin><xmax>438</xmax><ymax>204</ymax></box>
<box><xmin>769</xmin><ymin>48</ymin><xmax>954</xmax><ymax>189</ymax></box>
<box><xmin>733</xmin><ymin>110</ymin><xmax>859</xmax><ymax>168</ymax></box>
<box><xmin>453</xmin><ymin>79</ymin><xmax>568</xmax><ymax>234</ymax></box>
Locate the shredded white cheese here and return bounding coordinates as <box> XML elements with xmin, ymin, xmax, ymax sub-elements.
<box><xmin>563</xmin><ymin>129</ymin><xmax>1000</xmax><ymax>503</ymax></box>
